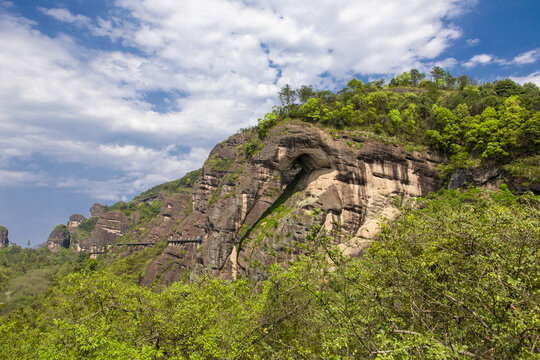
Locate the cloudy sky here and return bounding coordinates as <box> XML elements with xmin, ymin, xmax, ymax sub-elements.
<box><xmin>1</xmin><ymin>0</ymin><xmax>539</xmax><ymax>246</ymax></box>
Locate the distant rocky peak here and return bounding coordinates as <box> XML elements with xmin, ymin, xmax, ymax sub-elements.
<box><xmin>68</xmin><ymin>214</ymin><xmax>87</xmax><ymax>228</ymax></box>
<box><xmin>47</xmin><ymin>224</ymin><xmax>70</xmax><ymax>252</ymax></box>
<box><xmin>0</xmin><ymin>225</ymin><xmax>8</xmax><ymax>249</ymax></box>
<box><xmin>90</xmin><ymin>203</ymin><xmax>105</xmax><ymax>218</ymax></box>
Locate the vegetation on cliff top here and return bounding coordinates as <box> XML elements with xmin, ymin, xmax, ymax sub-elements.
<box><xmin>252</xmin><ymin>68</ymin><xmax>539</xmax><ymax>182</ymax></box>
<box><xmin>133</xmin><ymin>169</ymin><xmax>201</xmax><ymax>202</ymax></box>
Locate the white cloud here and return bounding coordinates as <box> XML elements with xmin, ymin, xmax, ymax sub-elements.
<box><xmin>512</xmin><ymin>49</ymin><xmax>540</xmax><ymax>65</ymax></box>
<box><xmin>432</xmin><ymin>57</ymin><xmax>458</xmax><ymax>69</ymax></box>
<box><xmin>466</xmin><ymin>38</ymin><xmax>479</xmax><ymax>46</ymax></box>
<box><xmin>38</xmin><ymin>7</ymin><xmax>91</xmax><ymax>26</ymax></box>
<box><xmin>55</xmin><ymin>146</ymin><xmax>209</xmax><ymax>200</ymax></box>
<box><xmin>0</xmin><ymin>1</ymin><xmax>471</xmax><ymax>201</ymax></box>
<box><xmin>463</xmin><ymin>53</ymin><xmax>493</xmax><ymax>67</ymax></box>
<box><xmin>0</xmin><ymin>169</ymin><xmax>46</xmax><ymax>187</ymax></box>
<box><xmin>511</xmin><ymin>71</ymin><xmax>540</xmax><ymax>87</ymax></box>
<box><xmin>464</xmin><ymin>48</ymin><xmax>540</xmax><ymax>68</ymax></box>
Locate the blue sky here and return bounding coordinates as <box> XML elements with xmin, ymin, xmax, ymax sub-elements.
<box><xmin>0</xmin><ymin>0</ymin><xmax>539</xmax><ymax>247</ymax></box>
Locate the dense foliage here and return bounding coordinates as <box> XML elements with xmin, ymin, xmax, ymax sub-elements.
<box><xmin>258</xmin><ymin>70</ymin><xmax>539</xmax><ymax>172</ymax></box>
<box><xmin>1</xmin><ymin>188</ymin><xmax>537</xmax><ymax>359</ymax></box>
<box><xmin>0</xmin><ymin>246</ymin><xmax>88</xmax><ymax>314</ymax></box>
<box><xmin>133</xmin><ymin>169</ymin><xmax>201</xmax><ymax>202</ymax></box>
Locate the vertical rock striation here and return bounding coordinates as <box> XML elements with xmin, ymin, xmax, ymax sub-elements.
<box><xmin>47</xmin><ymin>224</ymin><xmax>70</xmax><ymax>251</ymax></box>
<box><xmin>141</xmin><ymin>121</ymin><xmax>443</xmax><ymax>284</ymax></box>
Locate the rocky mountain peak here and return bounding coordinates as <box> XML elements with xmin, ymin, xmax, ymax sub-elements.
<box><xmin>47</xmin><ymin>224</ymin><xmax>70</xmax><ymax>251</ymax></box>
<box><xmin>90</xmin><ymin>203</ymin><xmax>105</xmax><ymax>218</ymax></box>
<box><xmin>68</xmin><ymin>214</ymin><xmax>87</xmax><ymax>229</ymax></box>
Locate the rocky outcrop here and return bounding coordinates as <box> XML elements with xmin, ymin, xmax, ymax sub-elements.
<box><xmin>0</xmin><ymin>225</ymin><xmax>8</xmax><ymax>249</ymax></box>
<box><xmin>90</xmin><ymin>203</ymin><xmax>105</xmax><ymax>218</ymax></box>
<box><xmin>68</xmin><ymin>214</ymin><xmax>87</xmax><ymax>229</ymax></box>
<box><xmin>76</xmin><ymin>211</ymin><xmax>129</xmax><ymax>254</ymax></box>
<box><xmin>141</xmin><ymin>121</ymin><xmax>443</xmax><ymax>285</ymax></box>
<box><xmin>448</xmin><ymin>168</ymin><xmax>503</xmax><ymax>191</ymax></box>
<box><xmin>47</xmin><ymin>224</ymin><xmax>70</xmax><ymax>251</ymax></box>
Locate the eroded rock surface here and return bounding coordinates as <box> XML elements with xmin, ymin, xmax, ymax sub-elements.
<box><xmin>141</xmin><ymin>121</ymin><xmax>443</xmax><ymax>285</ymax></box>
<box><xmin>68</xmin><ymin>214</ymin><xmax>87</xmax><ymax>229</ymax></box>
<box><xmin>90</xmin><ymin>203</ymin><xmax>105</xmax><ymax>218</ymax></box>
<box><xmin>47</xmin><ymin>225</ymin><xmax>70</xmax><ymax>251</ymax></box>
<box><xmin>76</xmin><ymin>211</ymin><xmax>129</xmax><ymax>254</ymax></box>
<box><xmin>0</xmin><ymin>226</ymin><xmax>8</xmax><ymax>249</ymax></box>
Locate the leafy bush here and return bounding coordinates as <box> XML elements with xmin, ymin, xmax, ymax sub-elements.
<box><xmin>2</xmin><ymin>188</ymin><xmax>537</xmax><ymax>359</ymax></box>
<box><xmin>133</xmin><ymin>169</ymin><xmax>201</xmax><ymax>202</ymax></box>
<box><xmin>77</xmin><ymin>216</ymin><xmax>98</xmax><ymax>234</ymax></box>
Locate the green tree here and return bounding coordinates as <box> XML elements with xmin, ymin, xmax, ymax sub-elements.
<box><xmin>296</xmin><ymin>85</ymin><xmax>316</xmax><ymax>104</ymax></box>
<box><xmin>278</xmin><ymin>84</ymin><xmax>296</xmax><ymax>107</ymax></box>
<box><xmin>301</xmin><ymin>97</ymin><xmax>321</xmax><ymax>123</ymax></box>
<box><xmin>410</xmin><ymin>68</ymin><xmax>425</xmax><ymax>86</ymax></box>
<box><xmin>494</xmin><ymin>79</ymin><xmax>522</xmax><ymax>97</ymax></box>
<box><xmin>430</xmin><ymin>66</ymin><xmax>446</xmax><ymax>83</ymax></box>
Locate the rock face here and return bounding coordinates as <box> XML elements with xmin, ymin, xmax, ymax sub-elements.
<box><xmin>90</xmin><ymin>203</ymin><xmax>105</xmax><ymax>218</ymax></box>
<box><xmin>448</xmin><ymin>168</ymin><xmax>503</xmax><ymax>191</ymax></box>
<box><xmin>0</xmin><ymin>226</ymin><xmax>8</xmax><ymax>249</ymax></box>
<box><xmin>76</xmin><ymin>211</ymin><xmax>129</xmax><ymax>254</ymax></box>
<box><xmin>47</xmin><ymin>224</ymin><xmax>70</xmax><ymax>251</ymax></box>
<box><xmin>68</xmin><ymin>214</ymin><xmax>87</xmax><ymax>229</ymax></box>
<box><xmin>141</xmin><ymin>121</ymin><xmax>443</xmax><ymax>285</ymax></box>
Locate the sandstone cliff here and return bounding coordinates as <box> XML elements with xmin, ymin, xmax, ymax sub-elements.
<box><xmin>68</xmin><ymin>214</ymin><xmax>86</xmax><ymax>229</ymax></box>
<box><xmin>48</xmin><ymin>121</ymin><xmax>445</xmax><ymax>283</ymax></box>
<box><xmin>47</xmin><ymin>224</ymin><xmax>70</xmax><ymax>251</ymax></box>
<box><xmin>0</xmin><ymin>225</ymin><xmax>8</xmax><ymax>249</ymax></box>
<box><xmin>75</xmin><ymin>211</ymin><xmax>129</xmax><ymax>255</ymax></box>
<box><xmin>141</xmin><ymin>121</ymin><xmax>443</xmax><ymax>284</ymax></box>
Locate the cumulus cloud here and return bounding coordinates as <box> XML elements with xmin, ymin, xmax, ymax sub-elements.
<box><xmin>512</xmin><ymin>49</ymin><xmax>540</xmax><ymax>65</ymax></box>
<box><xmin>55</xmin><ymin>146</ymin><xmax>209</xmax><ymax>200</ymax></box>
<box><xmin>0</xmin><ymin>0</ymin><xmax>471</xmax><ymax>201</ymax></box>
<box><xmin>511</xmin><ymin>71</ymin><xmax>540</xmax><ymax>87</ymax></box>
<box><xmin>431</xmin><ymin>57</ymin><xmax>458</xmax><ymax>69</ymax></box>
<box><xmin>110</xmin><ymin>0</ymin><xmax>466</xmax><ymax>84</ymax></box>
<box><xmin>463</xmin><ymin>53</ymin><xmax>493</xmax><ymax>67</ymax></box>
<box><xmin>464</xmin><ymin>48</ymin><xmax>540</xmax><ymax>68</ymax></box>
<box><xmin>38</xmin><ymin>7</ymin><xmax>91</xmax><ymax>26</ymax></box>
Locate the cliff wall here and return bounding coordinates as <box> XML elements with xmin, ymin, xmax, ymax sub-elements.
<box><xmin>0</xmin><ymin>225</ymin><xmax>8</xmax><ymax>249</ymax></box>
<box><xmin>141</xmin><ymin>121</ymin><xmax>443</xmax><ymax>284</ymax></box>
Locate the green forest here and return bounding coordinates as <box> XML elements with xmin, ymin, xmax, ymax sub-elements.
<box><xmin>0</xmin><ymin>70</ymin><xmax>538</xmax><ymax>359</ymax></box>
<box><xmin>257</xmin><ymin>68</ymin><xmax>539</xmax><ymax>171</ymax></box>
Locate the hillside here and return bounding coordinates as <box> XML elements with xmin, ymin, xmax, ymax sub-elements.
<box><xmin>45</xmin><ymin>75</ymin><xmax>539</xmax><ymax>284</ymax></box>
<box><xmin>0</xmin><ymin>74</ymin><xmax>538</xmax><ymax>358</ymax></box>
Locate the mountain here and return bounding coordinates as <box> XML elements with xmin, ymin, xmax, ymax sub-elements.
<box><xmin>45</xmin><ymin>120</ymin><xmax>446</xmax><ymax>283</ymax></box>
<box><xmin>46</xmin><ymin>77</ymin><xmax>539</xmax><ymax>286</ymax></box>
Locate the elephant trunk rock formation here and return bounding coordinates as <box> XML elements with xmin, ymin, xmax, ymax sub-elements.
<box><xmin>142</xmin><ymin>121</ymin><xmax>442</xmax><ymax>284</ymax></box>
